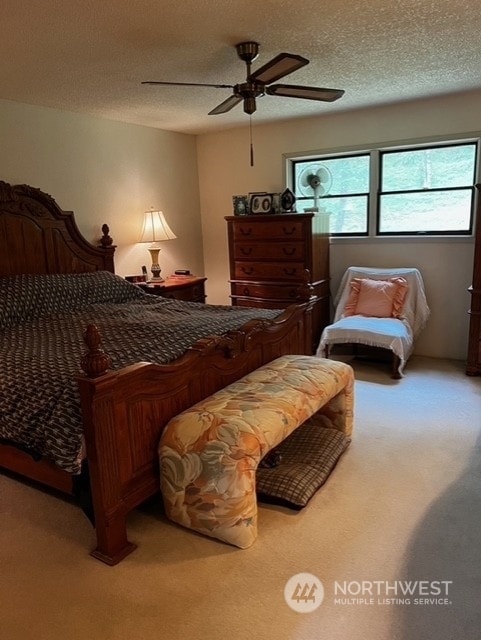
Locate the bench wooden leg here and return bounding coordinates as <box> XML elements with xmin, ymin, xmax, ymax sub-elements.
<box><xmin>391</xmin><ymin>354</ymin><xmax>402</xmax><ymax>379</ymax></box>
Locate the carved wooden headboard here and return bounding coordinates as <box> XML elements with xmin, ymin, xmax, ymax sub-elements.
<box><xmin>0</xmin><ymin>181</ymin><xmax>115</xmax><ymax>276</ymax></box>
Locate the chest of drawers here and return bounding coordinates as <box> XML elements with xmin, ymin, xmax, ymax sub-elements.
<box><xmin>225</xmin><ymin>213</ymin><xmax>330</xmax><ymax>350</ymax></box>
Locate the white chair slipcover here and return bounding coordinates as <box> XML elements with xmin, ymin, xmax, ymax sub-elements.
<box><xmin>317</xmin><ymin>267</ymin><xmax>430</xmax><ymax>377</ymax></box>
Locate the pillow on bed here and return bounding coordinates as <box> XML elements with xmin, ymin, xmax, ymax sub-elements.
<box><xmin>256</xmin><ymin>421</ymin><xmax>350</xmax><ymax>509</ymax></box>
<box><xmin>0</xmin><ymin>271</ymin><xmax>144</xmax><ymax>328</ymax></box>
<box><xmin>343</xmin><ymin>276</ymin><xmax>408</xmax><ymax>319</ymax></box>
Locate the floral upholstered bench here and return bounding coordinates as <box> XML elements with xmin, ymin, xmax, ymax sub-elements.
<box><xmin>158</xmin><ymin>355</ymin><xmax>354</xmax><ymax>548</ymax></box>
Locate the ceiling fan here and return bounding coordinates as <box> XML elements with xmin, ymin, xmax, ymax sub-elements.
<box><xmin>142</xmin><ymin>41</ymin><xmax>344</xmax><ymax>117</ymax></box>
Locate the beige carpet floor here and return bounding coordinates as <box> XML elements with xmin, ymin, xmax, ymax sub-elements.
<box><xmin>1</xmin><ymin>356</ymin><xmax>480</xmax><ymax>640</ymax></box>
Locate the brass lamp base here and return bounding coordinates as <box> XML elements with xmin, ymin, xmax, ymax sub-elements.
<box><xmin>148</xmin><ymin>246</ymin><xmax>164</xmax><ymax>282</ymax></box>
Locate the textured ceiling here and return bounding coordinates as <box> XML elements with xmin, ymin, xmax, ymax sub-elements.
<box><xmin>2</xmin><ymin>0</ymin><xmax>481</xmax><ymax>135</ymax></box>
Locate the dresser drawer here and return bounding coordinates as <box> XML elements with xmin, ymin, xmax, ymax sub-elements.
<box><xmin>233</xmin><ymin>262</ymin><xmax>306</xmax><ymax>281</ymax></box>
<box><xmin>232</xmin><ymin>220</ymin><xmax>306</xmax><ymax>241</ymax></box>
<box><xmin>232</xmin><ymin>298</ymin><xmax>292</xmax><ymax>310</ymax></box>
<box><xmin>231</xmin><ymin>282</ymin><xmax>306</xmax><ymax>301</ymax></box>
<box><xmin>139</xmin><ymin>277</ymin><xmax>206</xmax><ymax>302</ymax></box>
<box><xmin>162</xmin><ymin>283</ymin><xmax>205</xmax><ymax>302</ymax></box>
<box><xmin>233</xmin><ymin>241</ymin><xmax>304</xmax><ymax>261</ymax></box>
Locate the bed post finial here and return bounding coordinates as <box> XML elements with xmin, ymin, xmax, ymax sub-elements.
<box><xmin>100</xmin><ymin>224</ymin><xmax>113</xmax><ymax>247</ymax></box>
<box><xmin>81</xmin><ymin>324</ymin><xmax>112</xmax><ymax>377</ymax></box>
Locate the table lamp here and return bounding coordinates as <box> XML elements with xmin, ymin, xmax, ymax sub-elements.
<box><xmin>140</xmin><ymin>209</ymin><xmax>177</xmax><ymax>281</ymax></box>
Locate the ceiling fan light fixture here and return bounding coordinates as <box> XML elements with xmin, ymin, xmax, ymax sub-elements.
<box><xmin>243</xmin><ymin>96</ymin><xmax>257</xmax><ymax>115</ymax></box>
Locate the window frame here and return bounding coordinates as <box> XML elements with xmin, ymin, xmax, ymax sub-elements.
<box><xmin>290</xmin><ymin>152</ymin><xmax>371</xmax><ymax>236</ymax></box>
<box><xmin>287</xmin><ymin>136</ymin><xmax>480</xmax><ymax>238</ymax></box>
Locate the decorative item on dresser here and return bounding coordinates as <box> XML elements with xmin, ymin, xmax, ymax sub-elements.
<box><xmin>248</xmin><ymin>192</ymin><xmax>273</xmax><ymax>215</ymax></box>
<box><xmin>466</xmin><ymin>183</ymin><xmax>481</xmax><ymax>375</ymax></box>
<box><xmin>232</xmin><ymin>195</ymin><xmax>249</xmax><ymax>216</ymax></box>
<box><xmin>225</xmin><ymin>212</ymin><xmax>330</xmax><ymax>351</ymax></box>
<box><xmin>137</xmin><ymin>275</ymin><xmax>207</xmax><ymax>302</ymax></box>
<box><xmin>280</xmin><ymin>187</ymin><xmax>296</xmax><ymax>213</ymax></box>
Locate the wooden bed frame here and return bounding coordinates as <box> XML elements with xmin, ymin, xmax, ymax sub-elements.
<box><xmin>0</xmin><ymin>181</ymin><xmax>314</xmax><ymax>565</ymax></box>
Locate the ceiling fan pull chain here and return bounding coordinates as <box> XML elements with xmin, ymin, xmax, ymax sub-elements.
<box><xmin>250</xmin><ymin>115</ymin><xmax>254</xmax><ymax>167</ymax></box>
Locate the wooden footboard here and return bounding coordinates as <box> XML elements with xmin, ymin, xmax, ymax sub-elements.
<box><xmin>77</xmin><ymin>301</ymin><xmax>312</xmax><ymax>564</ymax></box>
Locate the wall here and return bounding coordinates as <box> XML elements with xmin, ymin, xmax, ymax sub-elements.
<box><xmin>1</xmin><ymin>92</ymin><xmax>478</xmax><ymax>361</ymax></box>
<box><xmin>0</xmin><ymin>99</ymin><xmax>204</xmax><ymax>279</ymax></box>
<box><xmin>196</xmin><ymin>90</ymin><xmax>481</xmax><ymax>361</ymax></box>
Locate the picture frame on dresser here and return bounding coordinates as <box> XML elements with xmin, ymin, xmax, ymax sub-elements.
<box><xmin>249</xmin><ymin>192</ymin><xmax>274</xmax><ymax>215</ymax></box>
<box><xmin>232</xmin><ymin>195</ymin><xmax>249</xmax><ymax>216</ymax></box>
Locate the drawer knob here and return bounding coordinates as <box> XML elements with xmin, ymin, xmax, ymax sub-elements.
<box><xmin>243</xmin><ymin>287</ymin><xmax>250</xmax><ymax>296</ymax></box>
<box><xmin>283</xmin><ymin>247</ymin><xmax>296</xmax><ymax>256</ymax></box>
<box><xmin>240</xmin><ymin>227</ymin><xmax>252</xmax><ymax>236</ymax></box>
<box><xmin>240</xmin><ymin>247</ymin><xmax>253</xmax><ymax>255</ymax></box>
<box><xmin>242</xmin><ymin>267</ymin><xmax>254</xmax><ymax>275</ymax></box>
<box><xmin>282</xmin><ymin>226</ymin><xmax>296</xmax><ymax>236</ymax></box>
<box><xmin>283</xmin><ymin>267</ymin><xmax>297</xmax><ymax>276</ymax></box>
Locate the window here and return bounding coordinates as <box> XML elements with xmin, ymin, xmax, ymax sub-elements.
<box><xmin>290</xmin><ymin>139</ymin><xmax>478</xmax><ymax>236</ymax></box>
<box><xmin>292</xmin><ymin>155</ymin><xmax>370</xmax><ymax>234</ymax></box>
<box><xmin>379</xmin><ymin>143</ymin><xmax>477</xmax><ymax>235</ymax></box>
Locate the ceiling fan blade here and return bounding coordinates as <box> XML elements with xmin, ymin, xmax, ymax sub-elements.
<box><xmin>208</xmin><ymin>94</ymin><xmax>243</xmax><ymax>115</ymax></box>
<box><xmin>248</xmin><ymin>53</ymin><xmax>309</xmax><ymax>85</ymax></box>
<box><xmin>266</xmin><ymin>84</ymin><xmax>345</xmax><ymax>102</ymax></box>
<box><xmin>141</xmin><ymin>81</ymin><xmax>234</xmax><ymax>89</ymax></box>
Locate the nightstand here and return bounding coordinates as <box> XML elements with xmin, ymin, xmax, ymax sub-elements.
<box><xmin>138</xmin><ymin>276</ymin><xmax>207</xmax><ymax>302</ymax></box>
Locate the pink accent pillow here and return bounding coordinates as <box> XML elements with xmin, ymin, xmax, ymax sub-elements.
<box><xmin>343</xmin><ymin>277</ymin><xmax>408</xmax><ymax>318</ymax></box>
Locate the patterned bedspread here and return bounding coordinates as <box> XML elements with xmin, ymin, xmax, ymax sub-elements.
<box><xmin>0</xmin><ymin>272</ymin><xmax>282</xmax><ymax>473</ymax></box>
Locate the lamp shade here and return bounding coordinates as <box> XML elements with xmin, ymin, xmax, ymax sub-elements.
<box><xmin>140</xmin><ymin>210</ymin><xmax>177</xmax><ymax>245</ymax></box>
